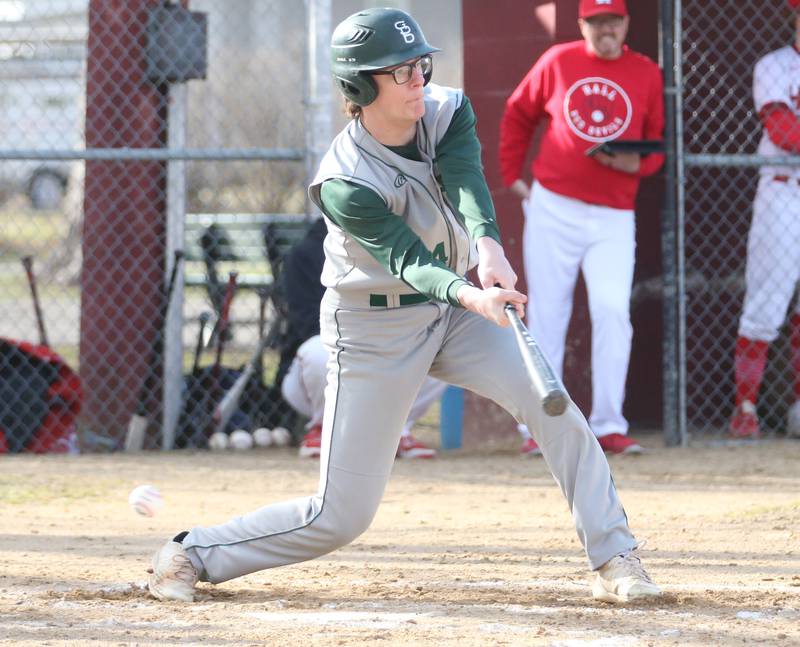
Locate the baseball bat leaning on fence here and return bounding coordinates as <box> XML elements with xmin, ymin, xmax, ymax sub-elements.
<box><xmin>211</xmin><ymin>309</ymin><xmax>283</xmax><ymax>435</ymax></box>
<box><xmin>504</xmin><ymin>304</ymin><xmax>568</xmax><ymax>417</ymax></box>
<box><xmin>213</xmin><ymin>272</ymin><xmax>238</xmax><ymax>372</ymax></box>
<box><xmin>21</xmin><ymin>256</ymin><xmax>49</xmax><ymax>347</ymax></box>
<box><xmin>203</xmin><ymin>272</ymin><xmax>238</xmax><ymax>436</ymax></box>
<box><xmin>192</xmin><ymin>311</ymin><xmax>212</xmax><ymax>376</ymax></box>
<box><xmin>124</xmin><ymin>251</ymin><xmax>184</xmax><ymax>451</ymax></box>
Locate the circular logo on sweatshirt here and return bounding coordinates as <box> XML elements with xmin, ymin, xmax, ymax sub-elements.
<box><xmin>563</xmin><ymin>77</ymin><xmax>632</xmax><ymax>142</ymax></box>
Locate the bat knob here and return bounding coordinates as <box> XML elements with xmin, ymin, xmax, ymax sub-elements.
<box><xmin>542</xmin><ymin>394</ymin><xmax>568</xmax><ymax>417</ymax></box>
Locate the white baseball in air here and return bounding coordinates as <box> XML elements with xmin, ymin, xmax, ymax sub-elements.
<box><xmin>270</xmin><ymin>426</ymin><xmax>292</xmax><ymax>447</ymax></box>
<box><xmin>208</xmin><ymin>431</ymin><xmax>229</xmax><ymax>451</ymax></box>
<box><xmin>128</xmin><ymin>484</ymin><xmax>164</xmax><ymax>517</ymax></box>
<box><xmin>252</xmin><ymin>427</ymin><xmax>273</xmax><ymax>447</ymax></box>
<box><xmin>229</xmin><ymin>429</ymin><xmax>254</xmax><ymax>451</ymax></box>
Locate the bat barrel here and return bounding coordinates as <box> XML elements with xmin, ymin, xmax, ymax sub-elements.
<box><xmin>505</xmin><ymin>304</ymin><xmax>568</xmax><ymax>417</ymax></box>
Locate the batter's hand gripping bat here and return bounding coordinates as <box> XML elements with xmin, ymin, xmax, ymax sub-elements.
<box><xmin>124</xmin><ymin>250</ymin><xmax>184</xmax><ymax>451</ymax></box>
<box><xmin>21</xmin><ymin>256</ymin><xmax>49</xmax><ymax>347</ymax></box>
<box><xmin>504</xmin><ymin>304</ymin><xmax>568</xmax><ymax>417</ymax></box>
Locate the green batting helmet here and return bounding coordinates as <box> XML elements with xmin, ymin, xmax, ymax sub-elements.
<box><xmin>331</xmin><ymin>7</ymin><xmax>440</xmax><ymax>107</ymax></box>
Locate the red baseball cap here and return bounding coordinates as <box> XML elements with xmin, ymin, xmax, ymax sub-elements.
<box><xmin>579</xmin><ymin>0</ymin><xmax>629</xmax><ymax>19</ymax></box>
<box><xmin>789</xmin><ymin>0</ymin><xmax>800</xmax><ymax>10</ymax></box>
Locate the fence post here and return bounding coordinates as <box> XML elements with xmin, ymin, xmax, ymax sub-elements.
<box><xmin>163</xmin><ymin>81</ymin><xmax>187</xmax><ymax>451</ymax></box>
<box><xmin>305</xmin><ymin>0</ymin><xmax>332</xmax><ymax>215</ymax></box>
<box><xmin>660</xmin><ymin>0</ymin><xmax>681</xmax><ymax>447</ymax></box>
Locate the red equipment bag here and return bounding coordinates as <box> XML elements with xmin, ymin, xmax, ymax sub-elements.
<box><xmin>0</xmin><ymin>338</ymin><xmax>82</xmax><ymax>453</ymax></box>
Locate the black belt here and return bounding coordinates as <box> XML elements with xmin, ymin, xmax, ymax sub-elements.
<box><xmin>369</xmin><ymin>293</ymin><xmax>429</xmax><ymax>307</ymax></box>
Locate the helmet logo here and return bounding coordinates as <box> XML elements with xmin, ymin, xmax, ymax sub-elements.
<box><xmin>394</xmin><ymin>21</ymin><xmax>415</xmax><ymax>44</ymax></box>
<box><xmin>394</xmin><ymin>174</ymin><xmax>408</xmax><ymax>188</ymax></box>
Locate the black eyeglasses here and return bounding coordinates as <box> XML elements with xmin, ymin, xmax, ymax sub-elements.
<box><xmin>372</xmin><ymin>55</ymin><xmax>433</xmax><ymax>85</ymax></box>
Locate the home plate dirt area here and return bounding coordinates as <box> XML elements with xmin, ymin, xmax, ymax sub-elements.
<box><xmin>1</xmin><ymin>440</ymin><xmax>798</xmax><ymax>646</ymax></box>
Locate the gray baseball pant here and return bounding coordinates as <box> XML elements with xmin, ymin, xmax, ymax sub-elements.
<box><xmin>182</xmin><ymin>292</ymin><xmax>637</xmax><ymax>583</ymax></box>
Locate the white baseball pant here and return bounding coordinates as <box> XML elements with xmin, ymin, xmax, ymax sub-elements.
<box><xmin>522</xmin><ymin>182</ymin><xmax>635</xmax><ymax>437</ymax></box>
<box><xmin>739</xmin><ymin>176</ymin><xmax>800</xmax><ymax>342</ymax></box>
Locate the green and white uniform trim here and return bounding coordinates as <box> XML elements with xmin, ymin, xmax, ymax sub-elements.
<box><xmin>309</xmin><ymin>84</ymin><xmax>500</xmax><ymax>307</ymax></box>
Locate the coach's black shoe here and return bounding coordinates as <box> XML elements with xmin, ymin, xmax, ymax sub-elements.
<box><xmin>147</xmin><ymin>540</ymin><xmax>198</xmax><ymax>602</ymax></box>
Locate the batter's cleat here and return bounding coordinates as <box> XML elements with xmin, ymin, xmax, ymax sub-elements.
<box><xmin>597</xmin><ymin>433</ymin><xmax>643</xmax><ymax>455</ymax></box>
<box><xmin>147</xmin><ymin>540</ymin><xmax>198</xmax><ymax>602</ymax></box>
<box><xmin>592</xmin><ymin>548</ymin><xmax>662</xmax><ymax>603</ymax></box>
<box><xmin>520</xmin><ymin>437</ymin><xmax>542</xmax><ymax>456</ymax></box>
<box><xmin>298</xmin><ymin>425</ymin><xmax>322</xmax><ymax>458</ymax></box>
<box><xmin>397</xmin><ymin>434</ymin><xmax>436</xmax><ymax>459</ymax></box>
<box><xmin>786</xmin><ymin>401</ymin><xmax>800</xmax><ymax>438</ymax></box>
<box><xmin>728</xmin><ymin>400</ymin><xmax>761</xmax><ymax>439</ymax></box>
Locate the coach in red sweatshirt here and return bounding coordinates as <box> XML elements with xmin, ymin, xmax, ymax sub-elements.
<box><xmin>499</xmin><ymin>0</ymin><xmax>664</xmax><ymax>456</ymax></box>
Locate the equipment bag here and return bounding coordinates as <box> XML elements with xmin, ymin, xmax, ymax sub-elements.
<box><xmin>0</xmin><ymin>338</ymin><xmax>82</xmax><ymax>454</ymax></box>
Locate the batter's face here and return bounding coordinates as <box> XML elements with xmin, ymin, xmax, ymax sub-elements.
<box><xmin>579</xmin><ymin>14</ymin><xmax>629</xmax><ymax>60</ymax></box>
<box><xmin>368</xmin><ymin>56</ymin><xmax>427</xmax><ymax>127</ymax></box>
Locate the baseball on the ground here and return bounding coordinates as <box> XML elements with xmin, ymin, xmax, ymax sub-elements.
<box><xmin>252</xmin><ymin>427</ymin><xmax>273</xmax><ymax>447</ymax></box>
<box><xmin>208</xmin><ymin>431</ymin><xmax>229</xmax><ymax>451</ymax></box>
<box><xmin>270</xmin><ymin>426</ymin><xmax>292</xmax><ymax>446</ymax></box>
<box><xmin>128</xmin><ymin>484</ymin><xmax>164</xmax><ymax>517</ymax></box>
<box><xmin>229</xmin><ymin>429</ymin><xmax>254</xmax><ymax>450</ymax></box>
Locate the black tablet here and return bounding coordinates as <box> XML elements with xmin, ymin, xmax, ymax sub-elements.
<box><xmin>585</xmin><ymin>140</ymin><xmax>665</xmax><ymax>156</ymax></box>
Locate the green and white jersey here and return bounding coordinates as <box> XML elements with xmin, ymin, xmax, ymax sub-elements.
<box><xmin>308</xmin><ymin>83</ymin><xmax>501</xmax><ymax>307</ymax></box>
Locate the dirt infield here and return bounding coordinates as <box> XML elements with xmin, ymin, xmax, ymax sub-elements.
<box><xmin>1</xmin><ymin>436</ymin><xmax>798</xmax><ymax>646</ymax></box>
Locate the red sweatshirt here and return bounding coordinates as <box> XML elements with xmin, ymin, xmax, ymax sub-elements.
<box><xmin>499</xmin><ymin>40</ymin><xmax>664</xmax><ymax>210</ymax></box>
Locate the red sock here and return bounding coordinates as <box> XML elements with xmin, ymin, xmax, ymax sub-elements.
<box><xmin>790</xmin><ymin>314</ymin><xmax>800</xmax><ymax>400</ymax></box>
<box><xmin>734</xmin><ymin>336</ymin><xmax>768</xmax><ymax>406</ymax></box>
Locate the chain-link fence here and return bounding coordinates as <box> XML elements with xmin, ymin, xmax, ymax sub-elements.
<box><xmin>0</xmin><ymin>0</ymin><xmax>462</xmax><ymax>455</ymax></box>
<box><xmin>0</xmin><ymin>0</ymin><xmax>322</xmax><ymax>453</ymax></box>
<box><xmin>678</xmin><ymin>0</ymin><xmax>800</xmax><ymax>441</ymax></box>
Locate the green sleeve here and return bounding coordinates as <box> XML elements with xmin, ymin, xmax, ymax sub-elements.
<box><xmin>435</xmin><ymin>96</ymin><xmax>502</xmax><ymax>244</ymax></box>
<box><xmin>319</xmin><ymin>180</ymin><xmax>469</xmax><ymax>307</ymax></box>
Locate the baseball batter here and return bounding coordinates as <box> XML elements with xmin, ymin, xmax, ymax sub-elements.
<box><xmin>498</xmin><ymin>0</ymin><xmax>664</xmax><ymax>455</ymax></box>
<box><xmin>147</xmin><ymin>7</ymin><xmax>661</xmax><ymax>605</ymax></box>
<box><xmin>730</xmin><ymin>0</ymin><xmax>800</xmax><ymax>439</ymax></box>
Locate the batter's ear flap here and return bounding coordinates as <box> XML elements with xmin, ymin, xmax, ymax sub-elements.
<box><xmin>334</xmin><ymin>73</ymin><xmax>378</xmax><ymax>107</ymax></box>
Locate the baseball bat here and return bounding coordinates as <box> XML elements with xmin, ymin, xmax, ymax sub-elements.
<box><xmin>21</xmin><ymin>256</ymin><xmax>49</xmax><ymax>347</ymax></box>
<box><xmin>211</xmin><ymin>295</ymin><xmax>285</xmax><ymax>434</ymax></box>
<box><xmin>211</xmin><ymin>333</ymin><xmax>269</xmax><ymax>435</ymax></box>
<box><xmin>201</xmin><ymin>272</ymin><xmax>238</xmax><ymax>437</ymax></box>
<box><xmin>124</xmin><ymin>250</ymin><xmax>184</xmax><ymax>451</ymax></box>
<box><xmin>213</xmin><ymin>272</ymin><xmax>238</xmax><ymax>371</ymax></box>
<box><xmin>192</xmin><ymin>311</ymin><xmax>212</xmax><ymax>376</ymax></box>
<box><xmin>504</xmin><ymin>304</ymin><xmax>568</xmax><ymax>417</ymax></box>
